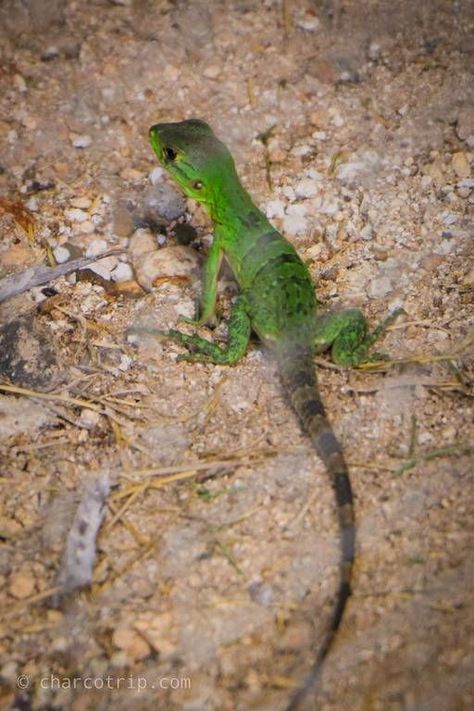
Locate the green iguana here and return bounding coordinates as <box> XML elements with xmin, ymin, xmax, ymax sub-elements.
<box><xmin>146</xmin><ymin>118</ymin><xmax>400</xmax><ymax>709</ymax></box>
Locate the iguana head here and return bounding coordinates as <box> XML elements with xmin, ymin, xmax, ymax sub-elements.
<box><xmin>149</xmin><ymin>119</ymin><xmax>235</xmax><ymax>206</ymax></box>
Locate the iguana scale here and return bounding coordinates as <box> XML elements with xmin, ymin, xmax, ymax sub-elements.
<box><xmin>147</xmin><ymin>118</ymin><xmax>399</xmax><ymax>709</ymax></box>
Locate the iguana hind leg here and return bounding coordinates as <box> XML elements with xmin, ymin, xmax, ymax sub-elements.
<box><xmin>163</xmin><ymin>295</ymin><xmax>251</xmax><ymax>365</ymax></box>
<box><xmin>314</xmin><ymin>307</ymin><xmax>403</xmax><ymax>366</ymax></box>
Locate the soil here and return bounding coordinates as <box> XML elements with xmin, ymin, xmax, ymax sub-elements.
<box><xmin>0</xmin><ymin>2</ymin><xmax>473</xmax><ymax>710</ymax></box>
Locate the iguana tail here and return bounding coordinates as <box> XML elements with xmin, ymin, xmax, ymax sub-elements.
<box><xmin>277</xmin><ymin>343</ymin><xmax>355</xmax><ymax>710</ymax></box>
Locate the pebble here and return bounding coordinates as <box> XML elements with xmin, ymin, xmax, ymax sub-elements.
<box><xmin>203</xmin><ymin>65</ymin><xmax>221</xmax><ymax>79</ymax></box>
<box><xmin>265</xmin><ymin>199</ymin><xmax>285</xmax><ymax>219</ymax></box>
<box><xmin>53</xmin><ymin>245</ymin><xmax>71</xmax><ymax>263</ymax></box>
<box><xmin>133</xmin><ymin>245</ymin><xmax>200</xmax><ymax>291</ymax></box>
<box><xmin>9</xmin><ymin>571</ymin><xmax>36</xmax><ymax>599</ymax></box>
<box><xmin>368</xmin><ymin>41</ymin><xmax>382</xmax><ymax>61</ymax></box>
<box><xmin>360</xmin><ymin>224</ymin><xmax>374</xmax><ymax>241</ymax></box>
<box><xmin>112</xmin><ymin>628</ymin><xmax>151</xmax><ymax>660</ymax></box>
<box><xmin>85</xmin><ymin>239</ymin><xmax>108</xmax><ymax>258</ymax></box>
<box><xmin>296</xmin><ymin>16</ymin><xmax>321</xmax><ymax>32</ymax></box>
<box><xmin>65</xmin><ymin>208</ymin><xmax>89</xmax><ymax>223</ymax></box>
<box><xmin>71</xmin><ymin>134</ymin><xmax>92</xmax><ymax>149</ymax></box>
<box><xmin>13</xmin><ymin>74</ymin><xmax>27</xmax><ymax>92</ymax></box>
<box><xmin>25</xmin><ymin>197</ymin><xmax>39</xmax><ymax>211</ymax></box>
<box><xmin>294</xmin><ymin>178</ymin><xmax>319</xmax><ymax>198</ymax></box>
<box><xmin>144</xmin><ymin>183</ymin><xmax>185</xmax><ymax>221</ymax></box>
<box><xmin>291</xmin><ymin>144</ymin><xmax>312</xmax><ymax>157</ymax></box>
<box><xmin>120</xmin><ymin>166</ymin><xmax>143</xmax><ymax>181</ymax></box>
<box><xmin>149</xmin><ymin>166</ymin><xmax>165</xmax><ymax>185</ymax></box>
<box><xmin>451</xmin><ymin>152</ymin><xmax>470</xmax><ymax>179</ymax></box>
<box><xmin>111</xmin><ymin>261</ymin><xmax>133</xmax><ymax>282</ymax></box>
<box><xmin>282</xmin><ymin>212</ymin><xmax>307</xmax><ymax>236</ymax></box>
<box><xmin>70</xmin><ymin>196</ymin><xmax>92</xmax><ymax>209</ymax></box>
<box><xmin>129</xmin><ymin>228</ymin><xmax>157</xmax><ymax>258</ymax></box>
<box><xmin>76</xmin><ymin>409</ymin><xmax>101</xmax><ymax>429</ymax></box>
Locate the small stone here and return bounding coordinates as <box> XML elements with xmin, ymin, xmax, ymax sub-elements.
<box><xmin>133</xmin><ymin>245</ymin><xmax>200</xmax><ymax>291</ymax></box>
<box><xmin>282</xmin><ymin>212</ymin><xmax>307</xmax><ymax>236</ymax></box>
<box><xmin>203</xmin><ymin>65</ymin><xmax>221</xmax><ymax>79</ymax></box>
<box><xmin>265</xmin><ymin>199</ymin><xmax>285</xmax><ymax>219</ymax></box>
<box><xmin>71</xmin><ymin>134</ymin><xmax>92</xmax><ymax>149</ymax></box>
<box><xmin>129</xmin><ymin>228</ymin><xmax>157</xmax><ymax>258</ymax></box>
<box><xmin>9</xmin><ymin>571</ymin><xmax>36</xmax><ymax>599</ymax></box>
<box><xmin>294</xmin><ymin>178</ymin><xmax>319</xmax><ymax>199</ymax></box>
<box><xmin>368</xmin><ymin>41</ymin><xmax>382</xmax><ymax>61</ymax></box>
<box><xmin>111</xmin><ymin>262</ymin><xmax>133</xmax><ymax>282</ymax></box>
<box><xmin>77</xmin><ymin>409</ymin><xmax>101</xmax><ymax>429</ymax></box>
<box><xmin>112</xmin><ymin>628</ymin><xmax>151</xmax><ymax>660</ymax></box>
<box><xmin>13</xmin><ymin>74</ymin><xmax>27</xmax><ymax>92</ymax></box>
<box><xmin>149</xmin><ymin>167</ymin><xmax>165</xmax><ymax>185</ymax></box>
<box><xmin>25</xmin><ymin>197</ymin><xmax>39</xmax><ymax>211</ymax></box>
<box><xmin>53</xmin><ymin>246</ymin><xmax>71</xmax><ymax>264</ymax></box>
<box><xmin>41</xmin><ymin>46</ymin><xmax>60</xmax><ymax>60</ymax></box>
<box><xmin>70</xmin><ymin>196</ymin><xmax>92</xmax><ymax>209</ymax></box>
<box><xmin>360</xmin><ymin>224</ymin><xmax>374</xmax><ymax>241</ymax></box>
<box><xmin>295</xmin><ymin>15</ymin><xmax>320</xmax><ymax>32</ymax></box>
<box><xmin>144</xmin><ymin>182</ymin><xmax>185</xmax><ymax>221</ymax></box>
<box><xmin>291</xmin><ymin>144</ymin><xmax>312</xmax><ymax>158</ymax></box>
<box><xmin>451</xmin><ymin>152</ymin><xmax>471</xmax><ymax>179</ymax></box>
<box><xmin>65</xmin><ymin>208</ymin><xmax>89</xmax><ymax>223</ymax></box>
<box><xmin>120</xmin><ymin>167</ymin><xmax>143</xmax><ymax>181</ymax></box>
<box><xmin>85</xmin><ymin>239</ymin><xmax>108</xmax><ymax>258</ymax></box>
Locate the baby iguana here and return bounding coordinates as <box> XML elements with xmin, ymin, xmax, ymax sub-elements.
<box><xmin>147</xmin><ymin>119</ymin><xmax>399</xmax><ymax>709</ymax></box>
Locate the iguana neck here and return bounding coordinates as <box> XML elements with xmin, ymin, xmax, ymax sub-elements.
<box><xmin>207</xmin><ymin>170</ymin><xmax>270</xmax><ymax>234</ymax></box>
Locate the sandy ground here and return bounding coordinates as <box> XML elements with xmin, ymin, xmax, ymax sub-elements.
<box><xmin>0</xmin><ymin>1</ymin><xmax>473</xmax><ymax>710</ymax></box>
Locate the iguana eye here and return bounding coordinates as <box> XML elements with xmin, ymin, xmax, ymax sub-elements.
<box><xmin>193</xmin><ymin>180</ymin><xmax>203</xmax><ymax>190</ymax></box>
<box><xmin>164</xmin><ymin>147</ymin><xmax>177</xmax><ymax>161</ymax></box>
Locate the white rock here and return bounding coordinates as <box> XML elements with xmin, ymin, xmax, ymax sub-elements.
<box><xmin>118</xmin><ymin>354</ymin><xmax>132</xmax><ymax>371</ymax></box>
<box><xmin>149</xmin><ymin>167</ymin><xmax>165</xmax><ymax>185</ymax></box>
<box><xmin>203</xmin><ymin>65</ymin><xmax>221</xmax><ymax>79</ymax></box>
<box><xmin>368</xmin><ymin>41</ymin><xmax>382</xmax><ymax>61</ymax></box>
<box><xmin>85</xmin><ymin>239</ymin><xmax>108</xmax><ymax>258</ymax></box>
<box><xmin>111</xmin><ymin>262</ymin><xmax>133</xmax><ymax>282</ymax></box>
<box><xmin>65</xmin><ymin>208</ymin><xmax>89</xmax><ymax>223</ymax></box>
<box><xmin>360</xmin><ymin>224</ymin><xmax>374</xmax><ymax>241</ymax></box>
<box><xmin>53</xmin><ymin>246</ymin><xmax>71</xmax><ymax>263</ymax></box>
<box><xmin>330</xmin><ymin>111</ymin><xmax>344</xmax><ymax>128</ymax></box>
<box><xmin>71</xmin><ymin>196</ymin><xmax>93</xmax><ymax>209</ymax></box>
<box><xmin>294</xmin><ymin>178</ymin><xmax>319</xmax><ymax>198</ymax></box>
<box><xmin>265</xmin><ymin>199</ymin><xmax>285</xmax><ymax>219</ymax></box>
<box><xmin>13</xmin><ymin>74</ymin><xmax>27</xmax><ymax>92</ymax></box>
<box><xmin>282</xmin><ymin>211</ymin><xmax>307</xmax><ymax>236</ymax></box>
<box><xmin>72</xmin><ymin>134</ymin><xmax>92</xmax><ymax>149</ymax></box>
<box><xmin>291</xmin><ymin>144</ymin><xmax>312</xmax><ymax>157</ymax></box>
<box><xmin>25</xmin><ymin>197</ymin><xmax>38</xmax><ymax>212</ymax></box>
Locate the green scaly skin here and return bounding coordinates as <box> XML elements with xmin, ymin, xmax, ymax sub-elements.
<box><xmin>147</xmin><ymin>119</ymin><xmax>400</xmax><ymax>709</ymax></box>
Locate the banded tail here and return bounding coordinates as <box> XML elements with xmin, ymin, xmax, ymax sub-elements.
<box><xmin>277</xmin><ymin>343</ymin><xmax>355</xmax><ymax>710</ymax></box>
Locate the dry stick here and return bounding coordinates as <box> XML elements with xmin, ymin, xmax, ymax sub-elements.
<box><xmin>0</xmin><ymin>249</ymin><xmax>126</xmax><ymax>303</ymax></box>
<box><xmin>0</xmin><ymin>383</ymin><xmax>127</xmax><ymax>426</ymax></box>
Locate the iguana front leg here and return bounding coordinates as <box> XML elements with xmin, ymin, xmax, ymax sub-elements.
<box><xmin>314</xmin><ymin>307</ymin><xmax>403</xmax><ymax>366</ymax></box>
<box><xmin>181</xmin><ymin>238</ymin><xmax>223</xmax><ymax>327</ymax></box>
<box><xmin>164</xmin><ymin>295</ymin><xmax>251</xmax><ymax>364</ymax></box>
